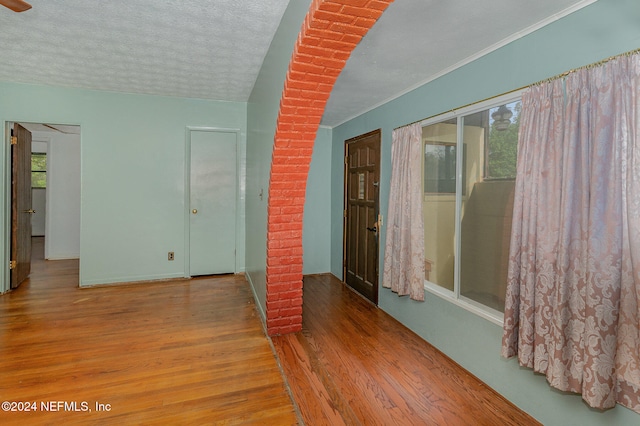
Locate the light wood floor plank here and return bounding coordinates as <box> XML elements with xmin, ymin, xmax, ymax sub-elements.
<box><xmin>0</xmin><ymin>238</ymin><xmax>298</xmax><ymax>425</ymax></box>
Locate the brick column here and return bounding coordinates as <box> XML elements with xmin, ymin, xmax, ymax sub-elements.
<box><xmin>265</xmin><ymin>0</ymin><xmax>394</xmax><ymax>335</ymax></box>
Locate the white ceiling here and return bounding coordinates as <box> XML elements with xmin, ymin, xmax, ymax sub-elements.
<box><xmin>0</xmin><ymin>0</ymin><xmax>594</xmax><ymax>128</ymax></box>
<box><xmin>324</xmin><ymin>0</ymin><xmax>595</xmax><ymax>127</ymax></box>
<box><xmin>19</xmin><ymin>122</ymin><xmax>80</xmax><ymax>134</ymax></box>
<box><xmin>0</xmin><ymin>0</ymin><xmax>291</xmax><ymax>101</ymax></box>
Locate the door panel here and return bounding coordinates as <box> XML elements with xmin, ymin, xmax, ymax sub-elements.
<box><xmin>11</xmin><ymin>123</ymin><xmax>33</xmax><ymax>288</ymax></box>
<box><xmin>189</xmin><ymin>130</ymin><xmax>237</xmax><ymax>276</ymax></box>
<box><xmin>344</xmin><ymin>130</ymin><xmax>381</xmax><ymax>303</ymax></box>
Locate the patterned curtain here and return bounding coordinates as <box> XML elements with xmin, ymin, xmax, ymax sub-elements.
<box><xmin>502</xmin><ymin>53</ymin><xmax>640</xmax><ymax>413</ymax></box>
<box><xmin>382</xmin><ymin>123</ymin><xmax>424</xmax><ymax>301</ymax></box>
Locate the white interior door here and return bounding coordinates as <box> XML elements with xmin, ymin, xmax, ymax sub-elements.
<box><xmin>189</xmin><ymin>130</ymin><xmax>237</xmax><ymax>276</ymax></box>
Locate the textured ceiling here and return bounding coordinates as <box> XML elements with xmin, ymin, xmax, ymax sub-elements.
<box><xmin>0</xmin><ymin>0</ymin><xmax>291</xmax><ymax>102</ymax></box>
<box><xmin>0</xmin><ymin>0</ymin><xmax>594</xmax><ymax>128</ymax></box>
<box><xmin>323</xmin><ymin>0</ymin><xmax>595</xmax><ymax>127</ymax></box>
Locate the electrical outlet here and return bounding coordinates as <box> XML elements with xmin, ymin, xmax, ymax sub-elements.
<box><xmin>168</xmin><ymin>252</ymin><xmax>174</xmax><ymax>261</ymax></box>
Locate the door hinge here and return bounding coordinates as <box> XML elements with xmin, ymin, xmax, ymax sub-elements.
<box><xmin>9</xmin><ymin>260</ymin><xmax>16</xmax><ymax>270</ymax></box>
<box><xmin>10</xmin><ymin>136</ymin><xmax>17</xmax><ymax>145</ymax></box>
<box><xmin>344</xmin><ymin>155</ymin><xmax>348</xmax><ymax>165</ymax></box>
<box><xmin>343</xmin><ymin>209</ymin><xmax>347</xmax><ymax>218</ymax></box>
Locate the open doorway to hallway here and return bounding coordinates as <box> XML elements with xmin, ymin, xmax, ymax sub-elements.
<box><xmin>6</xmin><ymin>122</ymin><xmax>80</xmax><ymax>290</ymax></box>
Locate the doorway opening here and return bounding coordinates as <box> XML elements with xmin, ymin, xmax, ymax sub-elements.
<box><xmin>5</xmin><ymin>122</ymin><xmax>81</xmax><ymax>291</ymax></box>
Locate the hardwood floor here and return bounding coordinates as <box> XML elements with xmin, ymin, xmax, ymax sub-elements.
<box><xmin>0</xmin><ymin>238</ymin><xmax>298</xmax><ymax>425</ymax></box>
<box><xmin>272</xmin><ymin>274</ymin><xmax>540</xmax><ymax>426</ymax></box>
<box><xmin>2</xmin><ymin>239</ymin><xmax>539</xmax><ymax>425</ymax></box>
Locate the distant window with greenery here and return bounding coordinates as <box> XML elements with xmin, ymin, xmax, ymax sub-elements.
<box><xmin>424</xmin><ymin>142</ymin><xmax>467</xmax><ymax>194</ymax></box>
<box><xmin>486</xmin><ymin>101</ymin><xmax>520</xmax><ymax>179</ymax></box>
<box><xmin>31</xmin><ymin>153</ymin><xmax>46</xmax><ymax>188</ymax></box>
<box><xmin>424</xmin><ymin>143</ymin><xmax>457</xmax><ymax>193</ymax></box>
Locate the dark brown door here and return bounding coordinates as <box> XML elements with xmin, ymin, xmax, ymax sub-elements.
<box><xmin>344</xmin><ymin>130</ymin><xmax>381</xmax><ymax>304</ymax></box>
<box><xmin>11</xmin><ymin>123</ymin><xmax>33</xmax><ymax>289</ymax></box>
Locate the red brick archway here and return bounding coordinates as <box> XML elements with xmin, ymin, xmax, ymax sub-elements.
<box><xmin>265</xmin><ymin>0</ymin><xmax>394</xmax><ymax>335</ymax></box>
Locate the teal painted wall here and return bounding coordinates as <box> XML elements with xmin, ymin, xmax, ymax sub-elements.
<box><xmin>246</xmin><ymin>0</ymin><xmax>313</xmax><ymax>317</ymax></box>
<box><xmin>0</xmin><ymin>82</ymin><xmax>246</xmax><ymax>289</ymax></box>
<box><xmin>331</xmin><ymin>0</ymin><xmax>640</xmax><ymax>424</ymax></box>
<box><xmin>303</xmin><ymin>126</ymin><xmax>332</xmax><ymax>275</ymax></box>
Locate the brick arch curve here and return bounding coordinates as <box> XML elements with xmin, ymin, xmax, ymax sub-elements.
<box><xmin>266</xmin><ymin>0</ymin><xmax>394</xmax><ymax>335</ymax></box>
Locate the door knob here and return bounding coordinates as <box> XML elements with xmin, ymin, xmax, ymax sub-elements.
<box><xmin>366</xmin><ymin>226</ymin><xmax>377</xmax><ymax>233</ymax></box>
<box><xmin>23</xmin><ymin>209</ymin><xmax>36</xmax><ymax>214</ymax></box>
<box><xmin>192</xmin><ymin>209</ymin><xmax>198</xmax><ymax>214</ymax></box>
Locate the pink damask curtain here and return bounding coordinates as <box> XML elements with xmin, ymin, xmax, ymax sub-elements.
<box><xmin>502</xmin><ymin>54</ymin><xmax>640</xmax><ymax>412</ymax></box>
<box><xmin>382</xmin><ymin>123</ymin><xmax>425</xmax><ymax>301</ymax></box>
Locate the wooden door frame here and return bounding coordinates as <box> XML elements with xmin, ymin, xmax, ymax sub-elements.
<box><xmin>342</xmin><ymin>129</ymin><xmax>381</xmax><ymax>304</ymax></box>
<box><xmin>11</xmin><ymin>123</ymin><xmax>33</xmax><ymax>289</ymax></box>
<box><xmin>2</xmin><ymin>122</ymin><xmax>12</xmax><ymax>293</ymax></box>
<box><xmin>184</xmin><ymin>126</ymin><xmax>241</xmax><ymax>278</ymax></box>
<box><xmin>3</xmin><ymin>121</ymin><xmax>32</xmax><ymax>292</ymax></box>
<box><xmin>2</xmin><ymin>121</ymin><xmax>82</xmax><ymax>293</ymax></box>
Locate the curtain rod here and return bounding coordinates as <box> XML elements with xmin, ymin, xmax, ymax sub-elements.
<box><xmin>532</xmin><ymin>47</ymin><xmax>640</xmax><ymax>86</ymax></box>
<box><xmin>395</xmin><ymin>47</ymin><xmax>640</xmax><ymax>131</ymax></box>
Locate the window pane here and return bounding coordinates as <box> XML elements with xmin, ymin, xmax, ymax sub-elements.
<box><xmin>486</xmin><ymin>101</ymin><xmax>520</xmax><ymax>179</ymax></box>
<box><xmin>459</xmin><ymin>105</ymin><xmax>518</xmax><ymax>312</ymax></box>
<box><xmin>32</xmin><ymin>153</ymin><xmax>47</xmax><ymax>172</ymax></box>
<box><xmin>422</xmin><ymin>122</ymin><xmax>456</xmax><ymax>291</ymax></box>
<box><xmin>32</xmin><ymin>171</ymin><xmax>46</xmax><ymax>188</ymax></box>
<box><xmin>424</xmin><ymin>143</ymin><xmax>456</xmax><ymax>193</ymax></box>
